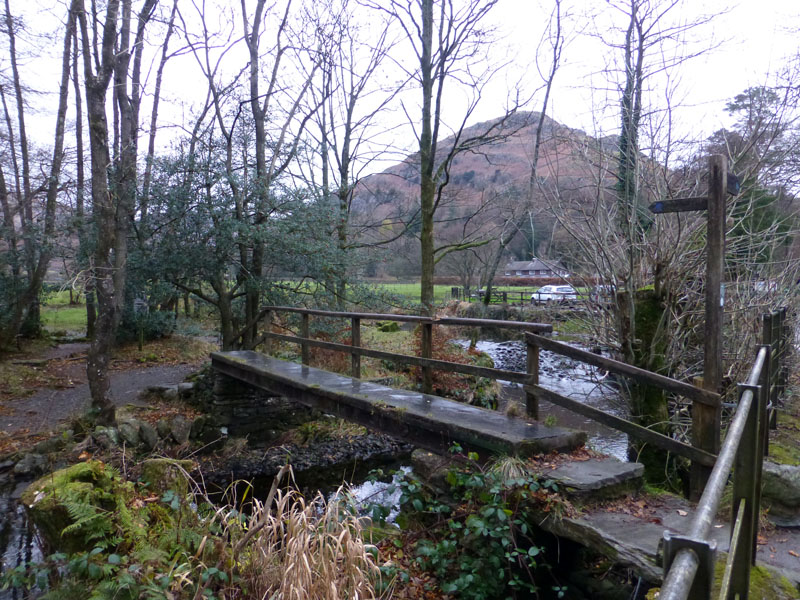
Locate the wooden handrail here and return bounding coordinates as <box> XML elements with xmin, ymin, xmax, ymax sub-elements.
<box><xmin>526</xmin><ymin>333</ymin><xmax>720</xmax><ymax>407</ymax></box>
<box><xmin>259</xmin><ymin>305</ymin><xmax>553</xmax><ymax>333</ymax></box>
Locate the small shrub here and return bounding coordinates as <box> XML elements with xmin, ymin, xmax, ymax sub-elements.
<box><xmin>116</xmin><ymin>309</ymin><xmax>176</xmax><ymax>344</ymax></box>
<box><xmin>367</xmin><ymin>450</ymin><xmax>564</xmax><ymax>600</ymax></box>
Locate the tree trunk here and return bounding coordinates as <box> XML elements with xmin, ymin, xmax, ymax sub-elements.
<box><xmin>76</xmin><ymin>0</ymin><xmax>122</xmax><ymax>425</ymax></box>
<box><xmin>418</xmin><ymin>0</ymin><xmax>435</xmax><ymax>315</ymax></box>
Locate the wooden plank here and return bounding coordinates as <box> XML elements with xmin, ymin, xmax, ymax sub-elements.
<box><xmin>437</xmin><ymin>316</ymin><xmax>552</xmax><ymax>332</ymax></box>
<box><xmin>526</xmin><ymin>333</ymin><xmax>720</xmax><ymax>407</ymax></box>
<box><xmin>260</xmin><ymin>305</ymin><xmax>431</xmax><ymax>323</ymax></box>
<box><xmin>264</xmin><ymin>331</ymin><xmax>531</xmax><ymax>384</ymax></box>
<box><xmin>259</xmin><ymin>305</ymin><xmax>553</xmax><ymax>333</ymax></box>
<box><xmin>211</xmin><ymin>351</ymin><xmax>587</xmax><ymax>458</ymax></box>
<box><xmin>648</xmin><ymin>196</ymin><xmax>707</xmax><ymax>214</ymax></box>
<box><xmin>525</xmin><ymin>384</ymin><xmax>716</xmax><ymax>467</ymax></box>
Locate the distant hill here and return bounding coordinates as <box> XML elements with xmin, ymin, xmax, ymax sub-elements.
<box><xmin>349</xmin><ymin>111</ymin><xmax>619</xmax><ymax>275</ymax></box>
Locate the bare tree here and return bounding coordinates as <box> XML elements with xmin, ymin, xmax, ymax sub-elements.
<box><xmin>480</xmin><ymin>0</ymin><xmax>567</xmax><ymax>305</ymax></box>
<box><xmin>538</xmin><ymin>0</ymin><xmax>718</xmax><ymax>485</ymax></box>
<box><xmin>0</xmin><ymin>1</ymin><xmax>75</xmax><ymax>345</ymax></box>
<box><xmin>364</xmin><ymin>0</ymin><xmax>524</xmax><ymax>315</ymax></box>
<box><xmin>301</xmin><ymin>0</ymin><xmax>407</xmax><ymax>306</ymax></box>
<box><xmin>74</xmin><ymin>0</ymin><xmax>158</xmax><ymax>423</ymax></box>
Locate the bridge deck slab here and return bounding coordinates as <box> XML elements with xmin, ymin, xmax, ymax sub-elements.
<box><xmin>211</xmin><ymin>351</ymin><xmax>586</xmax><ymax>458</ymax></box>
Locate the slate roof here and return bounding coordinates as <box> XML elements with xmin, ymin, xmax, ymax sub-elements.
<box><xmin>504</xmin><ymin>258</ymin><xmax>568</xmax><ymax>274</ymax></box>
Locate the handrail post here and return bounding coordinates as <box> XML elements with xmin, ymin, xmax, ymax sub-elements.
<box><xmin>761</xmin><ymin>313</ymin><xmax>774</xmax><ymax>454</ymax></box>
<box><xmin>301</xmin><ymin>313</ymin><xmax>310</xmax><ymax>366</ymax></box>
<box><xmin>526</xmin><ymin>336</ymin><xmax>540</xmax><ymax>420</ymax></box>
<box><xmin>422</xmin><ymin>322</ymin><xmax>433</xmax><ymax>394</ymax></box>
<box><xmin>774</xmin><ymin>307</ymin><xmax>789</xmax><ymax>428</ymax></box>
<box><xmin>263</xmin><ymin>310</ymin><xmax>272</xmax><ymax>355</ymax></box>
<box><xmin>730</xmin><ymin>382</ymin><xmax>762</xmax><ymax>598</ymax></box>
<box><xmin>351</xmin><ymin>317</ymin><xmax>361</xmax><ymax>379</ymax></box>
<box><xmin>690</xmin><ymin>376</ymin><xmax>720</xmax><ymax>501</ymax></box>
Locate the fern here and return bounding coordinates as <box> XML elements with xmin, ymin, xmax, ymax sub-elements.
<box><xmin>60</xmin><ymin>501</ymin><xmax>114</xmax><ymax>544</ymax></box>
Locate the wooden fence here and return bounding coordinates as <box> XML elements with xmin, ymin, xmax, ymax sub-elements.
<box><xmin>659</xmin><ymin>308</ymin><xmax>791</xmax><ymax>599</ymax></box>
<box><xmin>256</xmin><ymin>305</ymin><xmax>789</xmax><ymax>504</ymax></box>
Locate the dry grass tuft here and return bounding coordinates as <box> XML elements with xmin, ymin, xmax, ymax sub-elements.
<box><xmin>238</xmin><ymin>484</ymin><xmax>381</xmax><ymax>600</ymax></box>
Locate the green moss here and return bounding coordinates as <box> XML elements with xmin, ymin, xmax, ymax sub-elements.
<box><xmin>22</xmin><ymin>461</ymin><xmax>140</xmax><ymax>554</ymax></box>
<box><xmin>713</xmin><ymin>561</ymin><xmax>799</xmax><ymax>599</ymax></box>
<box><xmin>649</xmin><ymin>561</ymin><xmax>800</xmax><ymax>600</ymax></box>
<box><xmin>140</xmin><ymin>459</ymin><xmax>194</xmax><ymax>496</ymax></box>
<box><xmin>769</xmin><ymin>408</ymin><xmax>800</xmax><ymax>466</ymax></box>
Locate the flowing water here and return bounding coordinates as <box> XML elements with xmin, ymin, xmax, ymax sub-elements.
<box><xmin>455</xmin><ymin>339</ymin><xmax>629</xmax><ymax>461</ymax></box>
<box><xmin>0</xmin><ymin>483</ymin><xmax>41</xmax><ymax>600</ymax></box>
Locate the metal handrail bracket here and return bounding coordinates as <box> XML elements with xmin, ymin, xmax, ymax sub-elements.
<box><xmin>662</xmin><ymin>532</ymin><xmax>717</xmax><ymax>600</ymax></box>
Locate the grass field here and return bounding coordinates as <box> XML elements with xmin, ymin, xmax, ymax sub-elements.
<box><xmin>41</xmin><ymin>290</ymin><xmax>87</xmax><ymax>333</ymax></box>
<box><xmin>37</xmin><ymin>280</ymin><xmax>559</xmax><ymax>335</ymax></box>
<box><xmin>370</xmin><ymin>282</ymin><xmax>542</xmax><ymax>304</ymax></box>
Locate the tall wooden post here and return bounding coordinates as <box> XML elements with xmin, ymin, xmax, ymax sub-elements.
<box><xmin>526</xmin><ymin>337</ymin><xmax>540</xmax><ymax>420</ymax></box>
<box><xmin>263</xmin><ymin>310</ymin><xmax>272</xmax><ymax>355</ymax></box>
<box><xmin>649</xmin><ymin>155</ymin><xmax>732</xmax><ymax>499</ymax></box>
<box><xmin>691</xmin><ymin>155</ymin><xmax>726</xmax><ymax>498</ymax></box>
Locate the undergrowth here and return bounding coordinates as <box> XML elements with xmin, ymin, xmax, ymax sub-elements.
<box><xmin>413</xmin><ymin>325</ymin><xmax>501</xmax><ymax>409</ymax></box>
<box><xmin>367</xmin><ymin>447</ymin><xmax>568</xmax><ymax>599</ymax></box>
<box><xmin>3</xmin><ymin>461</ymin><xmax>382</xmax><ymax>600</ymax></box>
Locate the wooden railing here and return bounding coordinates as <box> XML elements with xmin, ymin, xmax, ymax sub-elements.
<box><xmin>260</xmin><ymin>306</ymin><xmax>720</xmax><ymax>472</ymax></box>
<box><xmin>524</xmin><ymin>333</ymin><xmax>720</xmax><ymax>470</ymax></box>
<box><xmin>257</xmin><ymin>306</ymin><xmax>552</xmax><ymax>395</ymax></box>
<box><xmin>659</xmin><ymin>308</ymin><xmax>790</xmax><ymax>600</ymax></box>
<box><xmin>256</xmin><ymin>305</ymin><xmax>790</xmax><ymax>598</ymax></box>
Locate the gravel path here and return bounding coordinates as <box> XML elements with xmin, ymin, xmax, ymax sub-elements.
<box><xmin>2</xmin><ymin>350</ymin><xmax>199</xmax><ymax>437</ymax></box>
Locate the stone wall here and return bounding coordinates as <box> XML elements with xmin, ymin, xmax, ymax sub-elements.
<box><xmin>211</xmin><ymin>372</ymin><xmax>315</xmax><ymax>441</ymax></box>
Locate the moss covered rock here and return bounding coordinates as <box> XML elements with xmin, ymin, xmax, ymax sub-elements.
<box><xmin>140</xmin><ymin>458</ymin><xmax>194</xmax><ymax>495</ymax></box>
<box><xmin>21</xmin><ymin>460</ymin><xmax>140</xmax><ymax>554</ymax></box>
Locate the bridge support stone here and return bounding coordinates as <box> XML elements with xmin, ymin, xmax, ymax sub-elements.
<box><xmin>212</xmin><ymin>371</ymin><xmax>315</xmax><ymax>441</ymax></box>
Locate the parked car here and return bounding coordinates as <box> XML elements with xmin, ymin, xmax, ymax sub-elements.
<box><xmin>531</xmin><ymin>285</ymin><xmax>577</xmax><ymax>304</ymax></box>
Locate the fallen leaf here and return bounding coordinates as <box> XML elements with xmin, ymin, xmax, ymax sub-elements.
<box><xmin>677</xmin><ymin>510</ymin><xmax>688</xmax><ymax>517</ymax></box>
<box><xmin>789</xmin><ymin>550</ymin><xmax>799</xmax><ymax>558</ymax></box>
<box><xmin>757</xmin><ymin>536</ymin><xmax>767</xmax><ymax>545</ymax></box>
<box><xmin>714</xmin><ymin>524</ymin><xmax>723</xmax><ymax>528</ymax></box>
<box><xmin>77</xmin><ymin>451</ymin><xmax>91</xmax><ymax>460</ymax></box>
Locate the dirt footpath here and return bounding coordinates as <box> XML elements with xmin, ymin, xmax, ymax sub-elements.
<box><xmin>2</xmin><ymin>342</ymin><xmax>201</xmax><ymax>441</ymax></box>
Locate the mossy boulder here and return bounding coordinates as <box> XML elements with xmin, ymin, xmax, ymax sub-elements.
<box><xmin>21</xmin><ymin>460</ymin><xmax>140</xmax><ymax>554</ymax></box>
<box><xmin>140</xmin><ymin>458</ymin><xmax>194</xmax><ymax>496</ymax></box>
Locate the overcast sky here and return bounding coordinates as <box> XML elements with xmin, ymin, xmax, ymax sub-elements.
<box><xmin>7</xmin><ymin>0</ymin><xmax>800</xmax><ymax>170</ymax></box>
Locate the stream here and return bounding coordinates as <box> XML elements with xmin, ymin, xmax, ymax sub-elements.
<box><xmin>455</xmin><ymin>339</ymin><xmax>629</xmax><ymax>461</ymax></box>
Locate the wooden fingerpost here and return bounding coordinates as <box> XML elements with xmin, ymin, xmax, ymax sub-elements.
<box><xmin>648</xmin><ymin>155</ymin><xmax>731</xmax><ymax>499</ymax></box>
<box><xmin>421</xmin><ymin>322</ymin><xmax>433</xmax><ymax>394</ymax></box>
<box><xmin>526</xmin><ymin>336</ymin><xmax>540</xmax><ymax>420</ymax></box>
<box><xmin>301</xmin><ymin>313</ymin><xmax>310</xmax><ymax>366</ymax></box>
<box><xmin>691</xmin><ymin>155</ymin><xmax>726</xmax><ymax>499</ymax></box>
<box><xmin>351</xmin><ymin>317</ymin><xmax>361</xmax><ymax>379</ymax></box>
